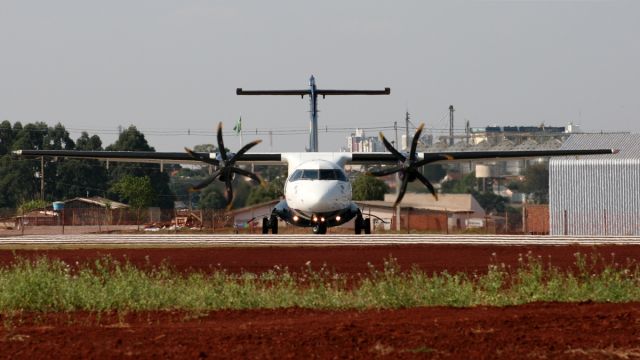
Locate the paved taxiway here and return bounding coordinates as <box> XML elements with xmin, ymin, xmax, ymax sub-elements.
<box><xmin>2</xmin><ymin>234</ymin><xmax>640</xmax><ymax>247</ymax></box>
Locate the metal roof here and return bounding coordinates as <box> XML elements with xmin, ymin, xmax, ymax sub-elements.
<box><xmin>63</xmin><ymin>196</ymin><xmax>129</xmax><ymax>209</ymax></box>
<box><xmin>559</xmin><ymin>133</ymin><xmax>640</xmax><ymax>160</ymax></box>
<box><xmin>358</xmin><ymin>193</ymin><xmax>486</xmax><ymax>214</ymax></box>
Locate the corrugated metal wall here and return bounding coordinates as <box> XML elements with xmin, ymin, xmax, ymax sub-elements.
<box><xmin>549</xmin><ymin>134</ymin><xmax>640</xmax><ymax>235</ymax></box>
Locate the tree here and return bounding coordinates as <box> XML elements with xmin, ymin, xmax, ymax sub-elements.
<box><xmin>246</xmin><ymin>177</ymin><xmax>284</xmax><ymax>206</ymax></box>
<box><xmin>0</xmin><ymin>154</ymin><xmax>39</xmax><ymax>208</ymax></box>
<box><xmin>520</xmin><ymin>163</ymin><xmax>549</xmax><ymax>204</ymax></box>
<box><xmin>76</xmin><ymin>131</ymin><xmax>103</xmax><ymax>151</ymax></box>
<box><xmin>472</xmin><ymin>191</ymin><xmax>508</xmax><ymax>214</ymax></box>
<box><xmin>198</xmin><ymin>185</ymin><xmax>226</xmax><ymax>210</ymax></box>
<box><xmin>49</xmin><ymin>131</ymin><xmax>108</xmax><ymax>200</ymax></box>
<box><xmin>422</xmin><ymin>164</ymin><xmax>447</xmax><ymax>183</ymax></box>
<box><xmin>0</xmin><ymin>120</ymin><xmax>15</xmax><ymax>156</ymax></box>
<box><xmin>106</xmin><ymin>126</ymin><xmax>174</xmax><ymax>208</ymax></box>
<box><xmin>352</xmin><ymin>174</ymin><xmax>389</xmax><ymax>201</ymax></box>
<box><xmin>441</xmin><ymin>172</ymin><xmax>477</xmax><ymax>194</ymax></box>
<box><xmin>110</xmin><ymin>175</ymin><xmax>154</xmax><ymax>229</ymax></box>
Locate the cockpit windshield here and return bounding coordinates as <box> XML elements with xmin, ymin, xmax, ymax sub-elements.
<box><xmin>289</xmin><ymin>169</ymin><xmax>348</xmax><ymax>182</ymax></box>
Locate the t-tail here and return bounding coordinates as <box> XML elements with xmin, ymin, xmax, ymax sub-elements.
<box><xmin>236</xmin><ymin>75</ymin><xmax>390</xmax><ymax>152</ymax></box>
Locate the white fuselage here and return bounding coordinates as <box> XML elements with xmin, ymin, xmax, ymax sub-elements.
<box><xmin>284</xmin><ymin>159</ymin><xmax>352</xmax><ymax>214</ymax></box>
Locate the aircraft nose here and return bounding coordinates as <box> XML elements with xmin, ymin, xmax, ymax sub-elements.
<box><xmin>305</xmin><ymin>184</ymin><xmax>346</xmax><ymax>213</ymax></box>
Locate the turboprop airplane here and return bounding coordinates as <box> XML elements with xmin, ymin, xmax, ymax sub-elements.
<box><xmin>13</xmin><ymin>122</ymin><xmax>616</xmax><ymax>234</ymax></box>
<box><xmin>11</xmin><ymin>77</ymin><xmax>618</xmax><ymax>234</ymax></box>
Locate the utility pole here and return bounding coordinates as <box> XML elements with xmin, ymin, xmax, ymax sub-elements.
<box><xmin>40</xmin><ymin>157</ymin><xmax>44</xmax><ymax>201</ymax></box>
<box><xmin>449</xmin><ymin>105</ymin><xmax>455</xmax><ymax>146</ymax></box>
<box><xmin>394</xmin><ymin>121</ymin><xmax>398</xmax><ymax>147</ymax></box>
<box><xmin>404</xmin><ymin>111</ymin><xmax>410</xmax><ymax>150</ymax></box>
<box><xmin>465</xmin><ymin>119</ymin><xmax>470</xmax><ymax>145</ymax></box>
<box><xmin>393</xmin><ymin>120</ymin><xmax>401</xmax><ymax>231</ymax></box>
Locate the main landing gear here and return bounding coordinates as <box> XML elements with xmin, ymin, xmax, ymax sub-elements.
<box><xmin>261</xmin><ymin>214</ymin><xmax>278</xmax><ymax>234</ymax></box>
<box><xmin>354</xmin><ymin>212</ymin><xmax>371</xmax><ymax>235</ymax></box>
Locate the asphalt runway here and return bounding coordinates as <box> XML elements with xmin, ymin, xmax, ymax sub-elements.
<box><xmin>2</xmin><ymin>233</ymin><xmax>640</xmax><ymax>248</ymax></box>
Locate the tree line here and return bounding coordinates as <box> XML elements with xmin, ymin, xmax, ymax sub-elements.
<box><xmin>0</xmin><ymin>120</ymin><xmax>548</xmax><ymax>213</ymax></box>
<box><xmin>0</xmin><ymin>121</ymin><xmax>179</xmax><ymax>209</ymax></box>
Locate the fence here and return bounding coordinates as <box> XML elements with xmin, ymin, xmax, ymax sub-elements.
<box><xmin>523</xmin><ymin>205</ymin><xmax>550</xmax><ymax>235</ymax></box>
<box><xmin>0</xmin><ymin>207</ymin><xmax>238</xmax><ymax>234</ymax></box>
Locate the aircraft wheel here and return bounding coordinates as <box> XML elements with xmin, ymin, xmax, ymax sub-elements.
<box><xmin>270</xmin><ymin>215</ymin><xmax>278</xmax><ymax>234</ymax></box>
<box><xmin>262</xmin><ymin>217</ymin><xmax>269</xmax><ymax>234</ymax></box>
<box><xmin>312</xmin><ymin>224</ymin><xmax>327</xmax><ymax>235</ymax></box>
<box><xmin>363</xmin><ymin>218</ymin><xmax>371</xmax><ymax>234</ymax></box>
<box><xmin>354</xmin><ymin>213</ymin><xmax>363</xmax><ymax>235</ymax></box>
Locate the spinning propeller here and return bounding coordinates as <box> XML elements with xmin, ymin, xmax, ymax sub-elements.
<box><xmin>184</xmin><ymin>122</ymin><xmax>263</xmax><ymax>207</ymax></box>
<box><xmin>368</xmin><ymin>123</ymin><xmax>450</xmax><ymax>207</ymax></box>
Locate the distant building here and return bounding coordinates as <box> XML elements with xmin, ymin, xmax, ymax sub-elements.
<box><xmin>423</xmin><ymin>123</ymin><xmax>584</xmax><ymax>194</ymax></box>
<box><xmin>231</xmin><ymin>200</ymin><xmax>282</xmax><ymax>232</ymax></box>
<box><xmin>57</xmin><ymin>196</ymin><xmax>130</xmax><ymax>225</ymax></box>
<box><xmin>356</xmin><ymin>193</ymin><xmax>486</xmax><ymax>232</ymax></box>
<box><xmin>467</xmin><ymin>124</ymin><xmax>573</xmax><ymax>146</ymax></box>
<box><xmin>345</xmin><ymin>128</ymin><xmax>383</xmax><ymax>152</ymax></box>
<box><xmin>549</xmin><ymin>133</ymin><xmax>640</xmax><ymax>236</ymax></box>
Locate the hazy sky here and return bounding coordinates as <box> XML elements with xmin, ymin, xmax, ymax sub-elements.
<box><xmin>1</xmin><ymin>0</ymin><xmax>638</xmax><ymax>152</ymax></box>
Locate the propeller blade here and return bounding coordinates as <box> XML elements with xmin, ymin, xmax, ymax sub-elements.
<box><xmin>414</xmin><ymin>171</ymin><xmax>438</xmax><ymax>200</ymax></box>
<box><xmin>184</xmin><ymin>147</ymin><xmax>217</xmax><ymax>165</ymax></box>
<box><xmin>367</xmin><ymin>165</ymin><xmax>403</xmax><ymax>177</ymax></box>
<box><xmin>224</xmin><ymin>176</ymin><xmax>234</xmax><ymax>208</ymax></box>
<box><xmin>393</xmin><ymin>175</ymin><xmax>410</xmax><ymax>208</ymax></box>
<box><xmin>379</xmin><ymin>132</ymin><xmax>406</xmax><ymax>161</ymax></box>
<box><xmin>229</xmin><ymin>139</ymin><xmax>262</xmax><ymax>164</ymax></box>
<box><xmin>409</xmin><ymin>123</ymin><xmax>424</xmax><ymax>161</ymax></box>
<box><xmin>232</xmin><ymin>166</ymin><xmax>262</xmax><ymax>184</ymax></box>
<box><xmin>217</xmin><ymin>122</ymin><xmax>228</xmax><ymax>161</ymax></box>
<box><xmin>189</xmin><ymin>169</ymin><xmax>221</xmax><ymax>191</ymax></box>
<box><xmin>414</xmin><ymin>154</ymin><xmax>455</xmax><ymax>168</ymax></box>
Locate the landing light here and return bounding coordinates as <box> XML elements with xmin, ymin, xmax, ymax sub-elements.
<box><xmin>336</xmin><ymin>215</ymin><xmax>341</xmax><ymax>222</ymax></box>
<box><xmin>313</xmin><ymin>216</ymin><xmax>318</xmax><ymax>222</ymax></box>
<box><xmin>320</xmin><ymin>217</ymin><xmax>325</xmax><ymax>222</ymax></box>
<box><xmin>293</xmin><ymin>215</ymin><xmax>299</xmax><ymax>222</ymax></box>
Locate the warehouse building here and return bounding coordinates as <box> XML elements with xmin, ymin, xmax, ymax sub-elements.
<box><xmin>357</xmin><ymin>193</ymin><xmax>486</xmax><ymax>232</ymax></box>
<box><xmin>549</xmin><ymin>133</ymin><xmax>640</xmax><ymax>235</ymax></box>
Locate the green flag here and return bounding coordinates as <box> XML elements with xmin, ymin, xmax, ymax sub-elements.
<box><xmin>233</xmin><ymin>117</ymin><xmax>242</xmax><ymax>135</ymax></box>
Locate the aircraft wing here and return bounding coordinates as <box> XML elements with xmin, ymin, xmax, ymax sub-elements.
<box><xmin>13</xmin><ymin>149</ymin><xmax>283</xmax><ymax>165</ymax></box>
<box><xmin>349</xmin><ymin>148</ymin><xmax>617</xmax><ymax>165</ymax></box>
<box><xmin>14</xmin><ymin>148</ymin><xmax>616</xmax><ymax>166</ymax></box>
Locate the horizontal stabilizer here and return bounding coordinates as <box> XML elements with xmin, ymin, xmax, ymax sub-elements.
<box><xmin>236</xmin><ymin>89</ymin><xmax>310</xmax><ymax>96</ymax></box>
<box><xmin>317</xmin><ymin>88</ymin><xmax>390</xmax><ymax>95</ymax></box>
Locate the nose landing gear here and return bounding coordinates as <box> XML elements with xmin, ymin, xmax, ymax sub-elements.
<box><xmin>312</xmin><ymin>224</ymin><xmax>327</xmax><ymax>234</ymax></box>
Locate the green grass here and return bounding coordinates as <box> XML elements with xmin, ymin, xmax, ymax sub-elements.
<box><xmin>1</xmin><ymin>253</ymin><xmax>639</xmax><ymax>313</ymax></box>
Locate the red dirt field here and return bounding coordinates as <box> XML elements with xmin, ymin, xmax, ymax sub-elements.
<box><xmin>2</xmin><ymin>244</ymin><xmax>640</xmax><ymax>359</ymax></box>
<box><xmin>2</xmin><ymin>244</ymin><xmax>640</xmax><ymax>275</ymax></box>
<box><xmin>1</xmin><ymin>303</ymin><xmax>640</xmax><ymax>359</ymax></box>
